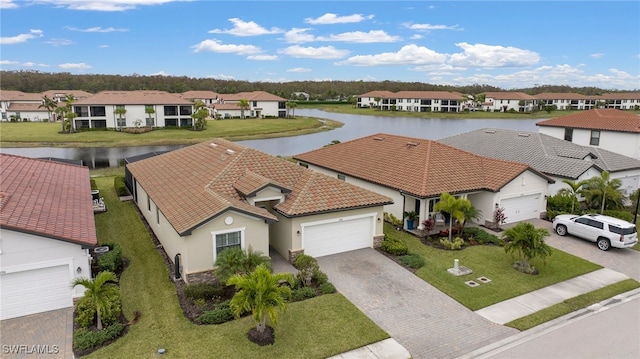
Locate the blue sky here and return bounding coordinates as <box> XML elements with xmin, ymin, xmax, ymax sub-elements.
<box><xmin>1</xmin><ymin>0</ymin><xmax>639</xmax><ymax>90</ymax></box>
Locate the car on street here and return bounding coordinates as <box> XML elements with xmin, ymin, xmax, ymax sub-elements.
<box><xmin>552</xmin><ymin>213</ymin><xmax>638</xmax><ymax>251</ymax></box>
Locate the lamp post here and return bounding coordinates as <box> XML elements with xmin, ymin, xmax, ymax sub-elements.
<box><xmin>634</xmin><ymin>189</ymin><xmax>640</xmax><ymax>223</ymax></box>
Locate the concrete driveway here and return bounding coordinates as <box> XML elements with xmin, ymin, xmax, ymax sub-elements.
<box><xmin>0</xmin><ymin>308</ymin><xmax>74</xmax><ymax>359</ymax></box>
<box><xmin>514</xmin><ymin>219</ymin><xmax>640</xmax><ymax>281</ymax></box>
<box><xmin>317</xmin><ymin>248</ymin><xmax>517</xmax><ymax>359</ymax></box>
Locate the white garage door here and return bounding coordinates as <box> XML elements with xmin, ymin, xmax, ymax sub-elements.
<box><xmin>618</xmin><ymin>175</ymin><xmax>639</xmax><ymax>197</ymax></box>
<box><xmin>0</xmin><ymin>265</ymin><xmax>73</xmax><ymax>320</ymax></box>
<box><xmin>303</xmin><ymin>216</ymin><xmax>374</xmax><ymax>257</ymax></box>
<box><xmin>501</xmin><ymin>193</ymin><xmax>541</xmax><ymax>224</ymax></box>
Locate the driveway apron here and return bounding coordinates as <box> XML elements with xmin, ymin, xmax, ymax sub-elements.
<box><xmin>0</xmin><ymin>308</ymin><xmax>74</xmax><ymax>359</ymax></box>
<box><xmin>317</xmin><ymin>248</ymin><xmax>517</xmax><ymax>359</ymax></box>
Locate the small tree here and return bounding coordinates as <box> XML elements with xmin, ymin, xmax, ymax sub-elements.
<box><xmin>71</xmin><ymin>271</ymin><xmax>120</xmax><ymax>330</ymax></box>
<box><xmin>227</xmin><ymin>264</ymin><xmax>294</xmax><ymax>344</ymax></box>
<box><xmin>493</xmin><ymin>207</ymin><xmax>507</xmax><ymax>230</ymax></box>
<box><xmin>583</xmin><ymin>171</ymin><xmax>624</xmax><ymax>213</ymax></box>
<box><xmin>114</xmin><ymin>107</ymin><xmax>127</xmax><ymax>131</ymax></box>
<box><xmin>286</xmin><ymin>101</ymin><xmax>297</xmax><ymax>118</ymax></box>
<box><xmin>39</xmin><ymin>95</ymin><xmax>57</xmax><ymax>122</ymax></box>
<box><xmin>144</xmin><ymin>106</ymin><xmax>155</xmax><ymax>127</ymax></box>
<box><xmin>434</xmin><ymin>193</ymin><xmax>471</xmax><ymax>241</ymax></box>
<box><xmin>502</xmin><ymin>222</ymin><xmax>552</xmax><ymax>275</ymax></box>
<box><xmin>238</xmin><ymin>99</ymin><xmax>250</xmax><ymax>119</ymax></box>
<box><xmin>557</xmin><ymin>179</ymin><xmax>586</xmax><ymax>213</ymax></box>
<box><xmin>214</xmin><ymin>247</ymin><xmax>271</xmax><ymax>283</ymax></box>
<box><xmin>293</xmin><ymin>254</ymin><xmax>319</xmax><ymax>287</ymax></box>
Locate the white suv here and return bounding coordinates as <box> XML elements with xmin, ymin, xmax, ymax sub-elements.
<box><xmin>552</xmin><ymin>214</ymin><xmax>638</xmax><ymax>251</ymax></box>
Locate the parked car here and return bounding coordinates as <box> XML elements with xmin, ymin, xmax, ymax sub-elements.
<box><xmin>552</xmin><ymin>214</ymin><xmax>638</xmax><ymax>251</ymax></box>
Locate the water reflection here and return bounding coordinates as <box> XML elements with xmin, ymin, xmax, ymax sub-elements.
<box><xmin>1</xmin><ymin>109</ymin><xmax>542</xmax><ymax>168</ymax></box>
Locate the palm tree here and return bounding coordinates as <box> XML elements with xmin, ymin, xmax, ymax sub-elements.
<box><xmin>459</xmin><ymin>205</ymin><xmax>482</xmax><ymax>232</ymax></box>
<box><xmin>434</xmin><ymin>192</ymin><xmax>471</xmax><ymax>241</ymax></box>
<box><xmin>238</xmin><ymin>99</ymin><xmax>250</xmax><ymax>119</ymax></box>
<box><xmin>191</xmin><ymin>107</ymin><xmax>208</xmax><ymax>131</ymax></box>
<box><xmin>63</xmin><ymin>94</ymin><xmax>76</xmax><ymax>133</ymax></box>
<box><xmin>584</xmin><ymin>171</ymin><xmax>624</xmax><ymax>213</ymax></box>
<box><xmin>54</xmin><ymin>105</ymin><xmax>67</xmax><ymax>132</ymax></box>
<box><xmin>286</xmin><ymin>101</ymin><xmax>297</xmax><ymax>118</ymax></box>
<box><xmin>114</xmin><ymin>107</ymin><xmax>127</xmax><ymax>131</ymax></box>
<box><xmin>215</xmin><ymin>247</ymin><xmax>271</xmax><ymax>283</ymax></box>
<box><xmin>39</xmin><ymin>95</ymin><xmax>57</xmax><ymax>122</ymax></box>
<box><xmin>502</xmin><ymin>222</ymin><xmax>552</xmax><ymax>274</ymax></box>
<box><xmin>227</xmin><ymin>264</ymin><xmax>293</xmax><ymax>337</ymax></box>
<box><xmin>71</xmin><ymin>271</ymin><xmax>120</xmax><ymax>330</ymax></box>
<box><xmin>65</xmin><ymin>112</ymin><xmax>77</xmax><ymax>133</ymax></box>
<box><xmin>374</xmin><ymin>96</ymin><xmax>381</xmax><ymax>110</ymax></box>
<box><xmin>144</xmin><ymin>106</ymin><xmax>155</xmax><ymax>127</ymax></box>
<box><xmin>557</xmin><ymin>179</ymin><xmax>587</xmax><ymax>213</ymax></box>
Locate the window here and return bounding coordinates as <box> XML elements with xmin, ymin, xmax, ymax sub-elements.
<box><xmin>337</xmin><ymin>174</ymin><xmax>345</xmax><ymax>181</ymax></box>
<box><xmin>215</xmin><ymin>231</ymin><xmax>241</xmax><ymax>255</ymax></box>
<box><xmin>164</xmin><ymin>106</ymin><xmax>178</xmax><ymax>116</ymax></box>
<box><xmin>590</xmin><ymin>130</ymin><xmax>600</xmax><ymax>146</ymax></box>
<box><xmin>156</xmin><ymin>207</ymin><xmax>160</xmax><ymax>225</ymax></box>
<box><xmin>165</xmin><ymin>119</ymin><xmax>178</xmax><ymax>127</ymax></box>
<box><xmin>253</xmin><ymin>101</ymin><xmax>258</xmax><ymax>107</ymax></box>
<box><xmin>74</xmin><ymin>106</ymin><xmax>89</xmax><ymax>117</ymax></box>
<box><xmin>564</xmin><ymin>128</ymin><xmax>573</xmax><ymax>142</ymax></box>
<box><xmin>147</xmin><ymin>195</ymin><xmax>151</xmax><ymax>212</ymax></box>
<box><xmin>588</xmin><ymin>219</ymin><xmax>604</xmax><ymax>229</ymax></box>
<box><xmin>179</xmin><ymin>106</ymin><xmax>192</xmax><ymax>116</ymax></box>
<box><xmin>575</xmin><ymin>217</ymin><xmax>590</xmax><ymax>225</ymax></box>
<box><xmin>90</xmin><ymin>106</ymin><xmax>106</xmax><ymax>117</ymax></box>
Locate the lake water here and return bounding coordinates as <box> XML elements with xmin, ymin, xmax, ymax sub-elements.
<box><xmin>0</xmin><ymin>109</ymin><xmax>542</xmax><ymax>167</ymax></box>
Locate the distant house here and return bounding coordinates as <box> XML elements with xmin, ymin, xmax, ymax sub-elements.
<box><xmin>357</xmin><ymin>91</ymin><xmax>464</xmax><ymax>112</ymax></box>
<box><xmin>41</xmin><ymin>89</ymin><xmax>93</xmax><ymax>103</ymax></box>
<box><xmin>294</xmin><ymin>133</ymin><xmax>554</xmax><ymax>228</ymax></box>
<box><xmin>600</xmin><ymin>92</ymin><xmax>640</xmax><ymax>110</ymax></box>
<box><xmin>126</xmin><ymin>139</ymin><xmax>391</xmax><ymax>282</ymax></box>
<box><xmin>0</xmin><ymin>155</ymin><xmax>97</xmax><ymax>320</ymax></box>
<box><xmin>536</xmin><ymin>108</ymin><xmax>640</xmax><ymax>160</ymax></box>
<box><xmin>214</xmin><ymin>91</ymin><xmax>288</xmax><ymax>118</ymax></box>
<box><xmin>482</xmin><ymin>92</ymin><xmax>537</xmax><ymax>112</ymax></box>
<box><xmin>72</xmin><ymin>90</ymin><xmax>195</xmax><ymax>129</ymax></box>
<box><xmin>534</xmin><ymin>92</ymin><xmax>600</xmax><ymax>110</ymax></box>
<box><xmin>0</xmin><ymin>90</ymin><xmax>46</xmax><ymax>122</ymax></box>
<box><xmin>439</xmin><ymin>128</ymin><xmax>640</xmax><ymax>197</ymax></box>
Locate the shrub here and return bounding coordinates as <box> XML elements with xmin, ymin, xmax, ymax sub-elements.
<box><xmin>183</xmin><ymin>283</ymin><xmax>224</xmax><ymax>301</ymax></box>
<box><xmin>198</xmin><ymin>306</ymin><xmax>233</xmax><ymax>325</ymax></box>
<box><xmin>380</xmin><ymin>235</ymin><xmax>408</xmax><ymax>255</ymax></box>
<box><xmin>73</xmin><ymin>323</ymin><xmax>126</xmax><ymax>351</ymax></box>
<box><xmin>313</xmin><ymin>269</ymin><xmax>328</xmax><ymax>285</ymax></box>
<box><xmin>399</xmin><ymin>253</ymin><xmax>425</xmax><ymax>269</ymax></box>
<box><xmin>97</xmin><ymin>242</ymin><xmax>123</xmax><ymax>273</ymax></box>
<box><xmin>75</xmin><ymin>293</ymin><xmax>122</xmax><ymax>329</ymax></box>
<box><xmin>463</xmin><ymin>227</ymin><xmax>504</xmax><ymax>246</ymax></box>
<box><xmin>440</xmin><ymin>237</ymin><xmax>464</xmax><ymax>250</ymax></box>
<box><xmin>547</xmin><ymin>194</ymin><xmax>576</xmax><ymax>213</ymax></box>
<box><xmin>603</xmin><ymin>210</ymin><xmax>634</xmax><ymax>223</ymax></box>
<box><xmin>113</xmin><ymin>176</ymin><xmax>128</xmax><ymax>196</ymax></box>
<box><xmin>215</xmin><ymin>247</ymin><xmax>271</xmax><ymax>283</ymax></box>
<box><xmin>294</xmin><ymin>254</ymin><xmax>319</xmax><ymax>287</ymax></box>
<box><xmin>291</xmin><ymin>287</ymin><xmax>317</xmax><ymax>302</ymax></box>
<box><xmin>90</xmin><ymin>179</ymin><xmax>98</xmax><ymax>190</ymax></box>
<box><xmin>319</xmin><ymin>282</ymin><xmax>336</xmax><ymax>295</ymax></box>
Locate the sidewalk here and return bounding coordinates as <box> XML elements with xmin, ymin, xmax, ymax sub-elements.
<box><xmin>327</xmin><ymin>338</ymin><xmax>411</xmax><ymax>359</ymax></box>
<box><xmin>474</xmin><ymin>267</ymin><xmax>629</xmax><ymax>324</ymax></box>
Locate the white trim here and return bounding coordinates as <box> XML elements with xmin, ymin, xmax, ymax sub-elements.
<box><xmin>300</xmin><ymin>212</ymin><xmax>376</xmax><ymax>250</ymax></box>
<box><xmin>211</xmin><ymin>227</ymin><xmax>246</xmax><ymax>263</ymax></box>
<box><xmin>249</xmin><ymin>195</ymin><xmax>283</xmax><ymax>205</ymax></box>
<box><xmin>0</xmin><ymin>258</ymin><xmax>74</xmax><ymax>274</ymax></box>
<box><xmin>498</xmin><ymin>191</ymin><xmax>542</xmax><ymax>202</ymax></box>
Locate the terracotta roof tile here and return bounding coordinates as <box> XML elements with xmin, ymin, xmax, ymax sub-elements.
<box><xmin>483</xmin><ymin>92</ymin><xmax>537</xmax><ymax>100</ymax></box>
<box><xmin>0</xmin><ymin>90</ymin><xmax>42</xmax><ymax>102</ymax></box>
<box><xmin>127</xmin><ymin>139</ymin><xmax>392</xmax><ymax>234</ymax></box>
<box><xmin>294</xmin><ymin>133</ymin><xmax>538</xmax><ymax>198</ymax></box>
<box><xmin>74</xmin><ymin>90</ymin><xmax>193</xmax><ymax>105</ymax></box>
<box><xmin>536</xmin><ymin>108</ymin><xmax>640</xmax><ymax>133</ymax></box>
<box><xmin>359</xmin><ymin>90</ymin><xmax>463</xmax><ymax>100</ymax></box>
<box><xmin>0</xmin><ymin>154</ymin><xmax>97</xmax><ymax>247</ymax></box>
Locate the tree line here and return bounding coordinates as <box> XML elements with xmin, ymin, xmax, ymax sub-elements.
<box><xmin>0</xmin><ymin>70</ymin><xmax>626</xmax><ymax>101</ymax></box>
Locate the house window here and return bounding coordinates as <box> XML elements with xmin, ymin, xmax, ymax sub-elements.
<box><xmin>156</xmin><ymin>207</ymin><xmax>159</xmax><ymax>225</ymax></box>
<box><xmin>179</xmin><ymin>106</ymin><xmax>192</xmax><ymax>116</ymax></box>
<box><xmin>147</xmin><ymin>195</ymin><xmax>151</xmax><ymax>212</ymax></box>
<box><xmin>90</xmin><ymin>106</ymin><xmax>106</xmax><ymax>117</ymax></box>
<box><xmin>590</xmin><ymin>130</ymin><xmax>600</xmax><ymax>146</ymax></box>
<box><xmin>337</xmin><ymin>174</ymin><xmax>345</xmax><ymax>181</ymax></box>
<box><xmin>299</xmin><ymin>162</ymin><xmax>309</xmax><ymax>168</ymax></box>
<box><xmin>215</xmin><ymin>231</ymin><xmax>241</xmax><ymax>255</ymax></box>
<box><xmin>164</xmin><ymin>106</ymin><xmax>178</xmax><ymax>116</ymax></box>
<box><xmin>564</xmin><ymin>128</ymin><xmax>573</xmax><ymax>142</ymax></box>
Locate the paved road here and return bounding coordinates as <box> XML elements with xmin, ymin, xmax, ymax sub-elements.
<box><xmin>479</xmin><ymin>292</ymin><xmax>640</xmax><ymax>359</ymax></box>
<box><xmin>317</xmin><ymin>248</ymin><xmax>517</xmax><ymax>359</ymax></box>
<box><xmin>521</xmin><ymin>219</ymin><xmax>640</xmax><ymax>281</ymax></box>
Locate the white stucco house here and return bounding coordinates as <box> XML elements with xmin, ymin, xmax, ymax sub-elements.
<box><xmin>125</xmin><ymin>139</ymin><xmax>392</xmax><ymax>282</ymax></box>
<box><xmin>439</xmin><ymin>128</ymin><xmax>640</xmax><ymax>198</ymax></box>
<box><xmin>357</xmin><ymin>90</ymin><xmax>464</xmax><ymax>112</ymax></box>
<box><xmin>0</xmin><ymin>155</ymin><xmax>97</xmax><ymax>320</ymax></box>
<box><xmin>536</xmin><ymin>108</ymin><xmax>640</xmax><ymax>161</ymax></box>
<box><xmin>482</xmin><ymin>92</ymin><xmax>538</xmax><ymax>112</ymax></box>
<box><xmin>214</xmin><ymin>91</ymin><xmax>288</xmax><ymax>119</ymax></box>
<box><xmin>294</xmin><ymin>133</ymin><xmax>554</xmax><ymax>229</ymax></box>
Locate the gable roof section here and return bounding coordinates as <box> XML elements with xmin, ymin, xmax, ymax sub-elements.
<box><xmin>0</xmin><ymin>90</ymin><xmax>42</xmax><ymax>102</ymax></box>
<box><xmin>233</xmin><ymin>171</ymin><xmax>291</xmax><ymax>197</ymax></box>
<box><xmin>127</xmin><ymin>139</ymin><xmax>392</xmax><ymax>235</ymax></box>
<box><xmin>533</xmin><ymin>92</ymin><xmax>600</xmax><ymax>100</ymax></box>
<box><xmin>0</xmin><ymin>154</ymin><xmax>97</xmax><ymax>247</ymax></box>
<box><xmin>294</xmin><ymin>133</ymin><xmax>546</xmax><ymax>198</ymax></box>
<box><xmin>483</xmin><ymin>92</ymin><xmax>537</xmax><ymax>100</ymax></box>
<box><xmin>438</xmin><ymin>129</ymin><xmax>640</xmax><ymax>178</ymax></box>
<box><xmin>219</xmin><ymin>91</ymin><xmax>286</xmax><ymax>102</ymax></box>
<box><xmin>179</xmin><ymin>91</ymin><xmax>220</xmax><ymax>100</ymax></box>
<box><xmin>74</xmin><ymin>90</ymin><xmax>193</xmax><ymax>105</ymax></box>
<box><xmin>536</xmin><ymin>109</ymin><xmax>640</xmax><ymax>133</ymax></box>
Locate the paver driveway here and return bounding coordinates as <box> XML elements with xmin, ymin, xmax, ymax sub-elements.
<box><xmin>317</xmin><ymin>248</ymin><xmax>517</xmax><ymax>359</ymax></box>
<box><xmin>0</xmin><ymin>308</ymin><xmax>74</xmax><ymax>359</ymax></box>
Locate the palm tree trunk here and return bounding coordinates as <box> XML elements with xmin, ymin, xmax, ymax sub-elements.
<box><xmin>97</xmin><ymin>308</ymin><xmax>103</xmax><ymax>331</ymax></box>
<box><xmin>601</xmin><ymin>193</ymin><xmax>606</xmax><ymax>214</ymax></box>
<box><xmin>257</xmin><ymin>315</ymin><xmax>266</xmax><ymax>333</ymax></box>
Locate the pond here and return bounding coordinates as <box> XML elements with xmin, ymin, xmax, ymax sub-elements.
<box><xmin>0</xmin><ymin>109</ymin><xmax>542</xmax><ymax>168</ymax></box>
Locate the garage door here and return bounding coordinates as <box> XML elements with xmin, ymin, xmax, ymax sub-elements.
<box><xmin>618</xmin><ymin>175</ymin><xmax>639</xmax><ymax>197</ymax></box>
<box><xmin>302</xmin><ymin>216</ymin><xmax>374</xmax><ymax>257</ymax></box>
<box><xmin>0</xmin><ymin>265</ymin><xmax>73</xmax><ymax>320</ymax></box>
<box><xmin>501</xmin><ymin>194</ymin><xmax>541</xmax><ymax>224</ymax></box>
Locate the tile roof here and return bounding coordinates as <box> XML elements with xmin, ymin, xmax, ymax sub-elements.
<box><xmin>219</xmin><ymin>91</ymin><xmax>287</xmax><ymax>102</ymax></box>
<box><xmin>483</xmin><ymin>92</ymin><xmax>537</xmax><ymax>100</ymax></box>
<box><xmin>533</xmin><ymin>92</ymin><xmax>601</xmax><ymax>100</ymax></box>
<box><xmin>0</xmin><ymin>154</ymin><xmax>97</xmax><ymax>247</ymax></box>
<box><xmin>359</xmin><ymin>90</ymin><xmax>464</xmax><ymax>100</ymax></box>
<box><xmin>41</xmin><ymin>90</ymin><xmax>93</xmax><ymax>99</ymax></box>
<box><xmin>74</xmin><ymin>90</ymin><xmax>193</xmax><ymax>105</ymax></box>
<box><xmin>536</xmin><ymin>109</ymin><xmax>640</xmax><ymax>133</ymax></box>
<box><xmin>0</xmin><ymin>90</ymin><xmax>42</xmax><ymax>102</ymax></box>
<box><xmin>359</xmin><ymin>91</ymin><xmax>396</xmax><ymax>98</ymax></box>
<box><xmin>179</xmin><ymin>91</ymin><xmax>220</xmax><ymax>99</ymax></box>
<box><xmin>294</xmin><ymin>133</ymin><xmax>547</xmax><ymax>198</ymax></box>
<box><xmin>438</xmin><ymin>128</ymin><xmax>640</xmax><ymax>178</ymax></box>
<box><xmin>233</xmin><ymin>171</ymin><xmax>291</xmax><ymax>197</ymax></box>
<box><xmin>7</xmin><ymin>103</ymin><xmax>49</xmax><ymax>112</ymax></box>
<box><xmin>127</xmin><ymin>139</ymin><xmax>392</xmax><ymax>235</ymax></box>
<box><xmin>600</xmin><ymin>93</ymin><xmax>640</xmax><ymax>100</ymax></box>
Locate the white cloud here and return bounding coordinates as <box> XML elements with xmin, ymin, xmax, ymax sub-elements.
<box><xmin>304</xmin><ymin>13</ymin><xmax>374</xmax><ymax>25</ymax></box>
<box><xmin>406</xmin><ymin>23</ymin><xmax>462</xmax><ymax>31</ymax></box>
<box><xmin>0</xmin><ymin>29</ymin><xmax>43</xmax><ymax>45</ymax></box>
<box><xmin>66</xmin><ymin>26</ymin><xmax>129</xmax><ymax>33</ymax></box>
<box><xmin>192</xmin><ymin>39</ymin><xmax>262</xmax><ymax>55</ymax></box>
<box><xmin>287</xmin><ymin>67</ymin><xmax>311</xmax><ymax>73</ymax></box>
<box><xmin>448</xmin><ymin>42</ymin><xmax>540</xmax><ymax>68</ymax></box>
<box><xmin>0</xmin><ymin>60</ymin><xmax>48</xmax><ymax>67</ymax></box>
<box><xmin>30</xmin><ymin>0</ymin><xmax>184</xmax><ymax>12</ymax></box>
<box><xmin>410</xmin><ymin>34</ymin><xmax>423</xmax><ymax>40</ymax></box>
<box><xmin>590</xmin><ymin>53</ymin><xmax>604</xmax><ymax>59</ymax></box>
<box><xmin>149</xmin><ymin>71</ymin><xmax>170</xmax><ymax>76</ymax></box>
<box><xmin>206</xmin><ymin>73</ymin><xmax>235</xmax><ymax>80</ymax></box>
<box><xmin>279</xmin><ymin>45</ymin><xmax>349</xmax><ymax>59</ymax></box>
<box><xmin>0</xmin><ymin>0</ymin><xmax>18</xmax><ymax>9</ymax></box>
<box><xmin>59</xmin><ymin>62</ymin><xmax>92</xmax><ymax>70</ymax></box>
<box><xmin>0</xmin><ymin>60</ymin><xmax>19</xmax><ymax>65</ymax></box>
<box><xmin>45</xmin><ymin>38</ymin><xmax>74</xmax><ymax>46</ymax></box>
<box><xmin>208</xmin><ymin>18</ymin><xmax>283</xmax><ymax>36</ymax></box>
<box><xmin>247</xmin><ymin>55</ymin><xmax>278</xmax><ymax>61</ymax></box>
<box><xmin>316</xmin><ymin>30</ymin><xmax>401</xmax><ymax>43</ymax></box>
<box><xmin>99</xmin><ymin>44</ymin><xmax>109</xmax><ymax>48</ymax></box>
<box><xmin>284</xmin><ymin>28</ymin><xmax>315</xmax><ymax>44</ymax></box>
<box><xmin>340</xmin><ymin>44</ymin><xmax>446</xmax><ymax>66</ymax></box>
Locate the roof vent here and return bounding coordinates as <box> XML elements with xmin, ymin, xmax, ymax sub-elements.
<box><xmin>210</xmin><ymin>143</ymin><xmax>218</xmax><ymax>147</ymax></box>
<box><xmin>226</xmin><ymin>149</ymin><xmax>235</xmax><ymax>154</ymax></box>
<box><xmin>406</xmin><ymin>142</ymin><xmax>418</xmax><ymax>147</ymax></box>
<box><xmin>373</xmin><ymin>137</ymin><xmax>384</xmax><ymax>141</ymax></box>
<box><xmin>517</xmin><ymin>133</ymin><xmax>530</xmax><ymax>137</ymax></box>
<box><xmin>485</xmin><ymin>130</ymin><xmax>496</xmax><ymax>134</ymax></box>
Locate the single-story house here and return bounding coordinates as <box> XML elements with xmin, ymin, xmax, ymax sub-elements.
<box><xmin>125</xmin><ymin>139</ymin><xmax>392</xmax><ymax>282</ymax></box>
<box><xmin>0</xmin><ymin>154</ymin><xmax>97</xmax><ymax>320</ymax></box>
<box><xmin>439</xmin><ymin>128</ymin><xmax>640</xmax><ymax>197</ymax></box>
<box><xmin>536</xmin><ymin>108</ymin><xmax>640</xmax><ymax>160</ymax></box>
<box><xmin>294</xmin><ymin>133</ymin><xmax>555</xmax><ymax>229</ymax></box>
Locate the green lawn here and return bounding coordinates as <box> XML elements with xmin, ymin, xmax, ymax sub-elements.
<box><xmin>86</xmin><ymin>176</ymin><xmax>387</xmax><ymax>358</ymax></box>
<box><xmin>385</xmin><ymin>223</ymin><xmax>604</xmax><ymax>310</ymax></box>
<box><xmin>0</xmin><ymin>117</ymin><xmax>342</xmax><ymax>148</ymax></box>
